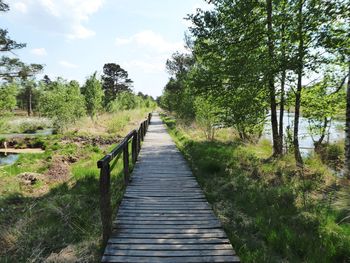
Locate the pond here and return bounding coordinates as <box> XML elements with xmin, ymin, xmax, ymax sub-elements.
<box><xmin>262</xmin><ymin>111</ymin><xmax>344</xmax><ymax>156</ymax></box>
<box><xmin>0</xmin><ymin>153</ymin><xmax>19</xmax><ymax>166</ymax></box>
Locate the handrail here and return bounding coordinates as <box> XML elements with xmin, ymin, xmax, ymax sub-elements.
<box><xmin>97</xmin><ymin>112</ymin><xmax>152</xmax><ymax>246</ymax></box>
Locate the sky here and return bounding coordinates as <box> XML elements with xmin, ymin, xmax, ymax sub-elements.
<box><xmin>0</xmin><ymin>0</ymin><xmax>211</xmax><ymax>98</ymax></box>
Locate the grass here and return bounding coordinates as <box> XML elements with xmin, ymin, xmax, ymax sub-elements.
<box><xmin>0</xmin><ymin>109</ymin><xmax>152</xmax><ymax>262</ymax></box>
<box><xmin>161</xmin><ymin>113</ymin><xmax>350</xmax><ymax>263</ymax></box>
<box><xmin>0</xmin><ymin>116</ymin><xmax>52</xmax><ymax>134</ymax></box>
<box><xmin>65</xmin><ymin>109</ymin><xmax>151</xmax><ymax>137</ymax></box>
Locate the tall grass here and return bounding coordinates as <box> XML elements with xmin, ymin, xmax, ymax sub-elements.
<box><xmin>65</xmin><ymin>108</ymin><xmax>151</xmax><ymax>137</ymax></box>
<box><xmin>0</xmin><ymin>117</ymin><xmax>52</xmax><ymax>134</ymax></box>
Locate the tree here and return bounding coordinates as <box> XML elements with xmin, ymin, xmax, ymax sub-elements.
<box><xmin>302</xmin><ymin>77</ymin><xmax>345</xmax><ymax>150</ymax></box>
<box><xmin>194</xmin><ymin>96</ymin><xmax>219</xmax><ymax>141</ymax></box>
<box><xmin>187</xmin><ymin>0</ymin><xmax>268</xmax><ymax>141</ymax></box>
<box><xmin>39</xmin><ymin>79</ymin><xmax>86</xmax><ymax>132</ymax></box>
<box><xmin>314</xmin><ymin>1</ymin><xmax>349</xmax><ymax>177</ymax></box>
<box><xmin>15</xmin><ymin>64</ymin><xmax>43</xmax><ymax>116</ymax></box>
<box><xmin>0</xmin><ymin>82</ymin><xmax>18</xmax><ymax>113</ymax></box>
<box><xmin>101</xmin><ymin>63</ymin><xmax>133</xmax><ymax>106</ymax></box>
<box><xmin>266</xmin><ymin>0</ymin><xmax>282</xmax><ymax>156</ymax></box>
<box><xmin>0</xmin><ymin>1</ymin><xmax>43</xmax><ymax>81</ymax></box>
<box><xmin>82</xmin><ymin>73</ymin><xmax>103</xmax><ymax>119</ymax></box>
<box><xmin>166</xmin><ymin>52</ymin><xmax>194</xmax><ymax>79</ymax></box>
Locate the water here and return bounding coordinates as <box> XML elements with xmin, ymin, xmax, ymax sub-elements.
<box><xmin>0</xmin><ymin>153</ymin><xmax>19</xmax><ymax>166</ymax></box>
<box><xmin>262</xmin><ymin>111</ymin><xmax>344</xmax><ymax>156</ymax></box>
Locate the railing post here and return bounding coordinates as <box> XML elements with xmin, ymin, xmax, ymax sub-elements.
<box><xmin>143</xmin><ymin>121</ymin><xmax>146</xmax><ymax>137</ymax></box>
<box><xmin>140</xmin><ymin>123</ymin><xmax>144</xmax><ymax>141</ymax></box>
<box><xmin>123</xmin><ymin>144</ymin><xmax>130</xmax><ymax>185</ymax></box>
<box><xmin>137</xmin><ymin>128</ymin><xmax>141</xmax><ymax>153</ymax></box>
<box><xmin>132</xmin><ymin>131</ymin><xmax>137</xmax><ymax>163</ymax></box>
<box><xmin>99</xmin><ymin>162</ymin><xmax>111</xmax><ymax>247</ymax></box>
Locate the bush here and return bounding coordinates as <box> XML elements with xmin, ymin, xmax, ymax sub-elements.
<box><xmin>194</xmin><ymin>96</ymin><xmax>219</xmax><ymax>141</ymax></box>
<box><xmin>316</xmin><ymin>142</ymin><xmax>344</xmax><ymax>169</ymax></box>
<box><xmin>107</xmin><ymin>114</ymin><xmax>130</xmax><ymax>134</ymax></box>
<box><xmin>108</xmin><ymin>92</ymin><xmax>157</xmax><ymax>112</ymax></box>
<box><xmin>38</xmin><ymin>80</ymin><xmax>86</xmax><ymax>132</ymax></box>
<box><xmin>0</xmin><ymin>83</ymin><xmax>18</xmax><ymax>113</ymax></box>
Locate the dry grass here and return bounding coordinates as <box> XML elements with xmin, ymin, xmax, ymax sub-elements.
<box><xmin>65</xmin><ymin>109</ymin><xmax>150</xmax><ymax>137</ymax></box>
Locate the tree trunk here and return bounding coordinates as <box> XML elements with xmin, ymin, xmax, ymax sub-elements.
<box><xmin>27</xmin><ymin>87</ymin><xmax>32</xmax><ymax>116</ymax></box>
<box><xmin>314</xmin><ymin>117</ymin><xmax>328</xmax><ymax>152</ymax></box>
<box><xmin>279</xmin><ymin>70</ymin><xmax>286</xmax><ymax>150</ymax></box>
<box><xmin>345</xmin><ymin>60</ymin><xmax>350</xmax><ymax>178</ymax></box>
<box><xmin>279</xmin><ymin>1</ymin><xmax>287</xmax><ymax>155</ymax></box>
<box><xmin>266</xmin><ymin>0</ymin><xmax>282</xmax><ymax>157</ymax></box>
<box><xmin>294</xmin><ymin>0</ymin><xmax>304</xmax><ymax>167</ymax></box>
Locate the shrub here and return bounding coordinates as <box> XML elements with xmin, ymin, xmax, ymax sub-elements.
<box><xmin>38</xmin><ymin>80</ymin><xmax>86</xmax><ymax>132</ymax></box>
<box><xmin>194</xmin><ymin>96</ymin><xmax>220</xmax><ymax>141</ymax></box>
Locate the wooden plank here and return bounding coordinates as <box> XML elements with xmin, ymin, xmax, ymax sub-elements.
<box><xmin>117</xmin><ymin>215</ymin><xmax>217</xmax><ymax>221</ymax></box>
<box><xmin>117</xmin><ymin>210</ymin><xmax>212</xmax><ymax>215</ymax></box>
<box><xmin>124</xmin><ymin>195</ymin><xmax>205</xmax><ymax>200</ymax></box>
<box><xmin>113</xmin><ymin>232</ymin><xmax>227</xmax><ymax>238</ymax></box>
<box><xmin>120</xmin><ymin>201</ymin><xmax>209</xmax><ymax>205</ymax></box>
<box><xmin>105</xmin><ymin>243</ymin><xmax>233</xmax><ymax>250</ymax></box>
<box><xmin>115</xmin><ymin>224</ymin><xmax>221</xmax><ymax>229</ymax></box>
<box><xmin>103</xmin><ymin>248</ymin><xmax>235</xmax><ymax>257</ymax></box>
<box><xmin>123</xmin><ymin>193</ymin><xmax>204</xmax><ymax>197</ymax></box>
<box><xmin>113</xmin><ymin>233</ymin><xmax>228</xmax><ymax>239</ymax></box>
<box><xmin>125</xmin><ymin>190</ymin><xmax>201</xmax><ymax>193</ymax></box>
<box><xmin>116</xmin><ymin>219</ymin><xmax>219</xmax><ymax>225</ymax></box>
<box><xmin>102</xmin><ymin>255</ymin><xmax>240</xmax><ymax>263</ymax></box>
<box><xmin>119</xmin><ymin>206</ymin><xmax>210</xmax><ymax>211</ymax></box>
<box><xmin>108</xmin><ymin>238</ymin><xmax>230</xmax><ymax>245</ymax></box>
<box><xmin>118</xmin><ymin>213</ymin><xmax>212</xmax><ymax>217</ymax></box>
<box><xmin>114</xmin><ymin>228</ymin><xmax>226</xmax><ymax>235</ymax></box>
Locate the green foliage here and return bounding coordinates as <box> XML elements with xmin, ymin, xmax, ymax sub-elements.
<box><xmin>82</xmin><ymin>72</ymin><xmax>103</xmax><ymax>119</ymax></box>
<box><xmin>160</xmin><ymin>52</ymin><xmax>195</xmax><ymax>120</ymax></box>
<box><xmin>194</xmin><ymin>96</ymin><xmax>219</xmax><ymax>140</ymax></box>
<box><xmin>302</xmin><ymin>77</ymin><xmax>346</xmax><ymax>145</ymax></box>
<box><xmin>108</xmin><ymin>91</ymin><xmax>157</xmax><ymax>112</ymax></box>
<box><xmin>108</xmin><ymin>91</ymin><xmax>138</xmax><ymax>111</ymax></box>
<box><xmin>316</xmin><ymin>142</ymin><xmax>344</xmax><ymax>170</ymax></box>
<box><xmin>38</xmin><ymin>79</ymin><xmax>86</xmax><ymax>132</ymax></box>
<box><xmin>101</xmin><ymin>63</ymin><xmax>133</xmax><ymax>106</ymax></box>
<box><xmin>0</xmin><ymin>82</ymin><xmax>18</xmax><ymax>112</ymax></box>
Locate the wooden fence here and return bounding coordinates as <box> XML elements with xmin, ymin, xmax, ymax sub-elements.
<box><xmin>97</xmin><ymin>113</ymin><xmax>152</xmax><ymax>246</ymax></box>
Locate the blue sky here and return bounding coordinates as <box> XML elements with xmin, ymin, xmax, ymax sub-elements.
<box><xmin>1</xmin><ymin>0</ymin><xmax>210</xmax><ymax>97</ymax></box>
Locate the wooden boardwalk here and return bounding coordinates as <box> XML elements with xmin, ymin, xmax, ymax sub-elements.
<box><xmin>102</xmin><ymin>113</ymin><xmax>239</xmax><ymax>263</ymax></box>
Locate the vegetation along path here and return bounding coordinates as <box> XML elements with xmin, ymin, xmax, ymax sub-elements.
<box><xmin>102</xmin><ymin>113</ymin><xmax>239</xmax><ymax>263</ymax></box>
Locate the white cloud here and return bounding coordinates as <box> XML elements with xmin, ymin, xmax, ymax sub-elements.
<box><xmin>10</xmin><ymin>0</ymin><xmax>104</xmax><ymax>40</ymax></box>
<box><xmin>30</xmin><ymin>48</ymin><xmax>47</xmax><ymax>56</ymax></box>
<box><xmin>67</xmin><ymin>24</ymin><xmax>95</xmax><ymax>39</ymax></box>
<box><xmin>59</xmin><ymin>60</ymin><xmax>78</xmax><ymax>68</ymax></box>
<box><xmin>124</xmin><ymin>60</ymin><xmax>165</xmax><ymax>74</ymax></box>
<box><xmin>13</xmin><ymin>2</ymin><xmax>28</xmax><ymax>13</ymax></box>
<box><xmin>115</xmin><ymin>30</ymin><xmax>185</xmax><ymax>53</ymax></box>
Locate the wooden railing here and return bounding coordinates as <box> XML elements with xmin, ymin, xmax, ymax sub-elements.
<box><xmin>97</xmin><ymin>113</ymin><xmax>152</xmax><ymax>246</ymax></box>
